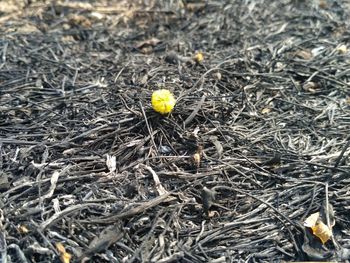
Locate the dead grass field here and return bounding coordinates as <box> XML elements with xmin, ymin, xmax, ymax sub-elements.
<box><xmin>0</xmin><ymin>0</ymin><xmax>350</xmax><ymax>262</ymax></box>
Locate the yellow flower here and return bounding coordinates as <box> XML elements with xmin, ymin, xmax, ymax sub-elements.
<box><xmin>151</xmin><ymin>89</ymin><xmax>176</xmax><ymax>114</ymax></box>
<box><xmin>193</xmin><ymin>52</ymin><xmax>204</xmax><ymax>63</ymax></box>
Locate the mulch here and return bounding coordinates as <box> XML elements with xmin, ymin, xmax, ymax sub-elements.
<box><xmin>0</xmin><ymin>0</ymin><xmax>350</xmax><ymax>262</ymax></box>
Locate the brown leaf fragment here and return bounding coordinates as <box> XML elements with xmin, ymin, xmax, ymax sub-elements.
<box><xmin>304</xmin><ymin>212</ymin><xmax>319</xmax><ymax>228</ymax></box>
<box><xmin>201</xmin><ymin>187</ymin><xmax>215</xmax><ymax>215</ymax></box>
<box><xmin>303</xmin><ymin>81</ymin><xmax>319</xmax><ymax>93</ymax></box>
<box><xmin>192</xmin><ymin>153</ymin><xmax>201</xmax><ymax>168</ymax></box>
<box><xmin>55</xmin><ymin>243</ymin><xmax>72</xmax><ymax>263</ymax></box>
<box><xmin>18</xmin><ymin>225</ymin><xmax>29</xmax><ymax>234</ymax></box>
<box><xmin>136</xmin><ymin>38</ymin><xmax>161</xmax><ymax>49</ymax></box>
<box><xmin>261</xmin><ymin>108</ymin><xmax>271</xmax><ymax>114</ymax></box>
<box><xmin>335</xmin><ymin>44</ymin><xmax>347</xmax><ymax>54</ymax></box>
<box><xmin>303</xmin><ymin>209</ymin><xmax>333</xmax><ymax>244</ymax></box>
<box><xmin>213</xmin><ymin>72</ymin><xmax>222</xmax><ymax>80</ymax></box>
<box><xmin>192</xmin><ymin>145</ymin><xmax>203</xmax><ymax>168</ymax></box>
<box><xmin>311</xmin><ymin>220</ymin><xmax>332</xmax><ymax>244</ymax></box>
<box><xmin>0</xmin><ymin>2</ymin><xmax>20</xmax><ymax>13</ymax></box>
<box><xmin>80</xmin><ymin>224</ymin><xmax>123</xmax><ymax>260</ymax></box>
<box><xmin>319</xmin><ymin>0</ymin><xmax>328</xmax><ymax>9</ymax></box>
<box><xmin>297</xmin><ymin>222</ymin><xmax>333</xmax><ymax>261</ymax></box>
<box><xmin>186</xmin><ymin>3</ymin><xmax>206</xmax><ymax>12</ymax></box>
<box><xmin>16</xmin><ymin>24</ymin><xmax>39</xmax><ymax>34</ymax></box>
<box><xmin>68</xmin><ymin>14</ymin><xmax>91</xmax><ymax>28</ymax></box>
<box><xmin>295</xmin><ymin>50</ymin><xmax>313</xmax><ymax>60</ymax></box>
<box><xmin>208</xmin><ymin>210</ymin><xmax>220</xmax><ymax>218</ymax></box>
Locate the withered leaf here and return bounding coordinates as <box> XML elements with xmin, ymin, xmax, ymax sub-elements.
<box><xmin>80</xmin><ymin>224</ymin><xmax>123</xmax><ymax>260</ymax></box>
<box><xmin>295</xmin><ymin>49</ymin><xmax>313</xmax><ymax>60</ymax></box>
<box><xmin>201</xmin><ymin>187</ymin><xmax>215</xmax><ymax>215</ymax></box>
<box><xmin>55</xmin><ymin>243</ymin><xmax>72</xmax><ymax>263</ymax></box>
<box><xmin>304</xmin><ymin>212</ymin><xmax>319</xmax><ymax>228</ymax></box>
<box><xmin>311</xmin><ymin>220</ymin><xmax>332</xmax><ymax>244</ymax></box>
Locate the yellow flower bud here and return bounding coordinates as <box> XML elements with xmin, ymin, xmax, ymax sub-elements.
<box><xmin>193</xmin><ymin>52</ymin><xmax>204</xmax><ymax>63</ymax></box>
<box><xmin>151</xmin><ymin>89</ymin><xmax>176</xmax><ymax>114</ymax></box>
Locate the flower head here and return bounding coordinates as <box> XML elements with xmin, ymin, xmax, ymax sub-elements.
<box><xmin>193</xmin><ymin>52</ymin><xmax>204</xmax><ymax>63</ymax></box>
<box><xmin>151</xmin><ymin>89</ymin><xmax>176</xmax><ymax>114</ymax></box>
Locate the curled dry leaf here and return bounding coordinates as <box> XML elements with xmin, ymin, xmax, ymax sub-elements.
<box><xmin>303</xmin><ymin>81</ymin><xmax>319</xmax><ymax>93</ymax></box>
<box><xmin>208</xmin><ymin>210</ymin><xmax>220</xmax><ymax>218</ymax></box>
<box><xmin>55</xmin><ymin>243</ymin><xmax>72</xmax><ymax>263</ymax></box>
<box><xmin>303</xmin><ymin>211</ymin><xmax>333</xmax><ymax>244</ymax></box>
<box><xmin>136</xmin><ymin>38</ymin><xmax>161</xmax><ymax>49</ymax></box>
<box><xmin>261</xmin><ymin>108</ymin><xmax>271</xmax><ymax>114</ymax></box>
<box><xmin>319</xmin><ymin>0</ymin><xmax>328</xmax><ymax>9</ymax></box>
<box><xmin>304</xmin><ymin>212</ymin><xmax>319</xmax><ymax>228</ymax></box>
<box><xmin>186</xmin><ymin>3</ymin><xmax>206</xmax><ymax>12</ymax></box>
<box><xmin>192</xmin><ymin>153</ymin><xmax>201</xmax><ymax>168</ymax></box>
<box><xmin>311</xmin><ymin>220</ymin><xmax>332</xmax><ymax>244</ymax></box>
<box><xmin>336</xmin><ymin>44</ymin><xmax>347</xmax><ymax>54</ymax></box>
<box><xmin>18</xmin><ymin>225</ymin><xmax>29</xmax><ymax>234</ymax></box>
<box><xmin>192</xmin><ymin>145</ymin><xmax>203</xmax><ymax>168</ymax></box>
<box><xmin>295</xmin><ymin>49</ymin><xmax>313</xmax><ymax>60</ymax></box>
<box><xmin>201</xmin><ymin>187</ymin><xmax>216</xmax><ymax>215</ymax></box>
<box><xmin>213</xmin><ymin>72</ymin><xmax>222</xmax><ymax>80</ymax></box>
<box><xmin>68</xmin><ymin>14</ymin><xmax>92</xmax><ymax>28</ymax></box>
